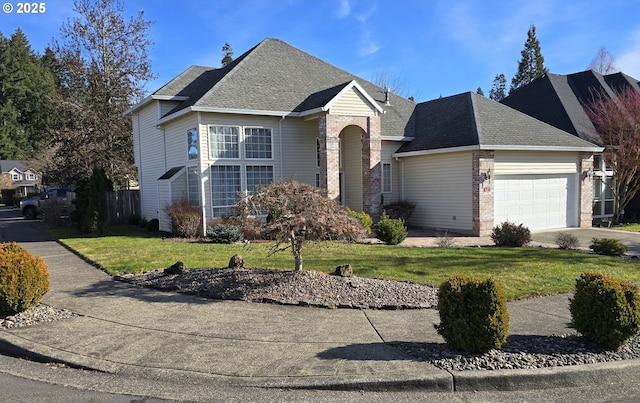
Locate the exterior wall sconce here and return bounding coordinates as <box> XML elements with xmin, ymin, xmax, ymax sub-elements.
<box><xmin>480</xmin><ymin>169</ymin><xmax>492</xmax><ymax>182</ymax></box>
<box><xmin>583</xmin><ymin>168</ymin><xmax>593</xmax><ymax>179</ymax></box>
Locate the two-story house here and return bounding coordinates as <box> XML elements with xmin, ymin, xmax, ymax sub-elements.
<box><xmin>126</xmin><ymin>38</ymin><xmax>601</xmax><ymax>236</ymax></box>
<box><xmin>0</xmin><ymin>160</ymin><xmax>41</xmax><ymax>205</ymax></box>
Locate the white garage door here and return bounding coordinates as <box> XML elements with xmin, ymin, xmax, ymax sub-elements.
<box><xmin>494</xmin><ymin>174</ymin><xmax>578</xmax><ymax>231</ymax></box>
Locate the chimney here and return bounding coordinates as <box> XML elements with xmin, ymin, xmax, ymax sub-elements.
<box><xmin>384</xmin><ymin>87</ymin><xmax>391</xmax><ymax>106</ymax></box>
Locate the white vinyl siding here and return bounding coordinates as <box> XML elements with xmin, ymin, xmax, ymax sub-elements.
<box><xmin>402</xmin><ymin>151</ymin><xmax>473</xmax><ymax>232</ymax></box>
<box><xmin>330</xmin><ymin>88</ymin><xmax>376</xmax><ymax>116</ymax></box>
<box><xmin>494</xmin><ymin>151</ymin><xmax>578</xmax><ymax>175</ymax></box>
<box><xmin>279</xmin><ymin>119</ymin><xmax>318</xmax><ymax>185</ymax></box>
<box><xmin>381</xmin><ymin>141</ymin><xmax>404</xmax><ymax>202</ymax></box>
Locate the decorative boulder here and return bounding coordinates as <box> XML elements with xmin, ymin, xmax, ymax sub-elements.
<box><xmin>165</xmin><ymin>261</ymin><xmax>184</xmax><ymax>275</ymax></box>
<box><xmin>228</xmin><ymin>254</ymin><xmax>245</xmax><ymax>269</ymax></box>
<box><xmin>334</xmin><ymin>264</ymin><xmax>353</xmax><ymax>277</ymax></box>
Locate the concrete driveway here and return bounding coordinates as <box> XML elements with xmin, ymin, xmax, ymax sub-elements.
<box><xmin>531</xmin><ymin>227</ymin><xmax>640</xmax><ymax>256</ymax></box>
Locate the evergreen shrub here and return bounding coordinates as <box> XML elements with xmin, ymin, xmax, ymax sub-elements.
<box><xmin>139</xmin><ymin>218</ymin><xmax>148</xmax><ymax>229</ymax></box>
<box><xmin>128</xmin><ymin>214</ymin><xmax>141</xmax><ymax>226</ymax></box>
<box><xmin>373</xmin><ymin>213</ymin><xmax>407</xmax><ymax>245</ymax></box>
<box><xmin>0</xmin><ymin>243</ymin><xmax>50</xmax><ymax>315</ymax></box>
<box><xmin>569</xmin><ymin>271</ymin><xmax>640</xmax><ymax>350</ymax></box>
<box><xmin>590</xmin><ymin>238</ymin><xmax>627</xmax><ymax>256</ymax></box>
<box><xmin>146</xmin><ymin>218</ymin><xmax>160</xmax><ymax>232</ymax></box>
<box><xmin>491</xmin><ymin>221</ymin><xmax>531</xmax><ymax>247</ymax></box>
<box><xmin>345</xmin><ymin>207</ymin><xmax>372</xmax><ymax>233</ymax></box>
<box><xmin>207</xmin><ymin>223</ymin><xmax>243</xmax><ymax>244</ymax></box>
<box><xmin>383</xmin><ymin>199</ymin><xmax>416</xmax><ymax>222</ymax></box>
<box><xmin>435</xmin><ymin>274</ymin><xmax>509</xmax><ymax>353</ymax></box>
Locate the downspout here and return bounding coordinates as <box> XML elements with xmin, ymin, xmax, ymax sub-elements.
<box><xmin>198</xmin><ymin>112</ymin><xmax>207</xmax><ymax>235</ymax></box>
<box><xmin>135</xmin><ymin>113</ymin><xmax>145</xmax><ymax>218</ymax></box>
<box><xmin>279</xmin><ymin>115</ymin><xmax>285</xmax><ymax>180</ymax></box>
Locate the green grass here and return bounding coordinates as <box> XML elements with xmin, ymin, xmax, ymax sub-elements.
<box><xmin>49</xmin><ymin>225</ymin><xmax>640</xmax><ymax>301</ymax></box>
<box><xmin>618</xmin><ymin>224</ymin><xmax>640</xmax><ymax>232</ymax></box>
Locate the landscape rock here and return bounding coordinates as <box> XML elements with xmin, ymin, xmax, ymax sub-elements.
<box><xmin>164</xmin><ymin>261</ymin><xmax>184</xmax><ymax>275</ymax></box>
<box><xmin>228</xmin><ymin>254</ymin><xmax>245</xmax><ymax>269</ymax></box>
<box><xmin>334</xmin><ymin>264</ymin><xmax>353</xmax><ymax>277</ymax></box>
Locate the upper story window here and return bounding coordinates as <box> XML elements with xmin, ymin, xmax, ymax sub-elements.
<box><xmin>209</xmin><ymin>126</ymin><xmax>239</xmax><ymax>159</ymax></box>
<box><xmin>187</xmin><ymin>128</ymin><xmax>199</xmax><ymax>160</ymax></box>
<box><xmin>11</xmin><ymin>173</ymin><xmax>19</xmax><ymax>181</ymax></box>
<box><xmin>244</xmin><ymin>127</ymin><xmax>272</xmax><ymax>159</ymax></box>
<box><xmin>26</xmin><ymin>173</ymin><xmax>35</xmax><ymax>180</ymax></box>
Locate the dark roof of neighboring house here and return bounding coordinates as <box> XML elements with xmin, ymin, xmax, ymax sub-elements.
<box><xmin>396</xmin><ymin>92</ymin><xmax>600</xmax><ymax>154</ymax></box>
<box><xmin>501</xmin><ymin>70</ymin><xmax>640</xmax><ymax>146</ymax></box>
<box><xmin>154</xmin><ymin>38</ymin><xmax>417</xmax><ymax>137</ymax></box>
<box><xmin>0</xmin><ymin>160</ymin><xmax>31</xmax><ymax>173</ymax></box>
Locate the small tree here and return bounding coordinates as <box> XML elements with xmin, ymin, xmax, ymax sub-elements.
<box><xmin>587</xmin><ymin>46</ymin><xmax>618</xmax><ymax>75</ymax></box>
<box><xmin>221</xmin><ymin>42</ymin><xmax>233</xmax><ymax>67</ymax></box>
<box><xmin>236</xmin><ymin>181</ymin><xmax>367</xmax><ymax>271</ymax></box>
<box><xmin>586</xmin><ymin>88</ymin><xmax>640</xmax><ymax>224</ymax></box>
<box><xmin>489</xmin><ymin>73</ymin><xmax>507</xmax><ymax>102</ymax></box>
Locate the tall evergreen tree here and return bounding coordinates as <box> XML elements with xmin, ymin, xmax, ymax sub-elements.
<box><xmin>489</xmin><ymin>73</ymin><xmax>507</xmax><ymax>102</ymax></box>
<box><xmin>48</xmin><ymin>0</ymin><xmax>155</xmax><ymax>187</ymax></box>
<box><xmin>0</xmin><ymin>29</ymin><xmax>57</xmax><ymax>159</ymax></box>
<box><xmin>476</xmin><ymin>87</ymin><xmax>485</xmax><ymax>96</ymax></box>
<box><xmin>510</xmin><ymin>25</ymin><xmax>548</xmax><ymax>94</ymax></box>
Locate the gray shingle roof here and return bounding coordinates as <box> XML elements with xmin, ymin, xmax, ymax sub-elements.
<box><xmin>0</xmin><ymin>160</ymin><xmax>29</xmax><ymax>173</ymax></box>
<box><xmin>502</xmin><ymin>70</ymin><xmax>640</xmax><ymax>146</ymax></box>
<box><xmin>158</xmin><ymin>38</ymin><xmax>416</xmax><ymax>137</ymax></box>
<box><xmin>396</xmin><ymin>92</ymin><xmax>600</xmax><ymax>154</ymax></box>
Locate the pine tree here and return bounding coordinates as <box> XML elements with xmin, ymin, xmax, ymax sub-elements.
<box><xmin>476</xmin><ymin>87</ymin><xmax>485</xmax><ymax>96</ymax></box>
<box><xmin>489</xmin><ymin>73</ymin><xmax>507</xmax><ymax>102</ymax></box>
<box><xmin>510</xmin><ymin>25</ymin><xmax>548</xmax><ymax>94</ymax></box>
<box><xmin>221</xmin><ymin>42</ymin><xmax>233</xmax><ymax>67</ymax></box>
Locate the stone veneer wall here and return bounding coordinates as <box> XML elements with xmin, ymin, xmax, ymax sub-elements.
<box><xmin>318</xmin><ymin>114</ymin><xmax>382</xmax><ymax>220</ymax></box>
<box><xmin>579</xmin><ymin>153</ymin><xmax>594</xmax><ymax>227</ymax></box>
<box><xmin>472</xmin><ymin>150</ymin><xmax>495</xmax><ymax>236</ymax></box>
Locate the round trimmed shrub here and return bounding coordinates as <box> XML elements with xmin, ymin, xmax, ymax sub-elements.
<box><xmin>435</xmin><ymin>274</ymin><xmax>509</xmax><ymax>353</ymax></box>
<box><xmin>374</xmin><ymin>213</ymin><xmax>407</xmax><ymax>245</ymax></box>
<box><xmin>0</xmin><ymin>242</ymin><xmax>50</xmax><ymax>315</ymax></box>
<box><xmin>491</xmin><ymin>221</ymin><xmax>531</xmax><ymax>247</ymax></box>
<box><xmin>589</xmin><ymin>238</ymin><xmax>627</xmax><ymax>256</ymax></box>
<box><xmin>207</xmin><ymin>223</ymin><xmax>243</xmax><ymax>244</ymax></box>
<box><xmin>569</xmin><ymin>271</ymin><xmax>640</xmax><ymax>350</ymax></box>
<box><xmin>554</xmin><ymin>232</ymin><xmax>579</xmax><ymax>250</ymax></box>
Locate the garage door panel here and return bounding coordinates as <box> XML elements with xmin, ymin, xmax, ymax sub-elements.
<box><xmin>494</xmin><ymin>174</ymin><xmax>577</xmax><ymax>231</ymax></box>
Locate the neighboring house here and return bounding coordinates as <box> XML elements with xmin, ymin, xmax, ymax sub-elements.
<box><xmin>501</xmin><ymin>70</ymin><xmax>640</xmax><ymax>221</ymax></box>
<box><xmin>0</xmin><ymin>160</ymin><xmax>41</xmax><ymax>205</ymax></box>
<box><xmin>127</xmin><ymin>38</ymin><xmax>601</xmax><ymax>236</ymax></box>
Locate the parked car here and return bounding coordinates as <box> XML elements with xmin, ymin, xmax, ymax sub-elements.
<box><xmin>19</xmin><ymin>188</ymin><xmax>72</xmax><ymax>220</ymax></box>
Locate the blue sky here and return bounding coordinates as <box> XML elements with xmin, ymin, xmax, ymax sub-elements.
<box><xmin>2</xmin><ymin>0</ymin><xmax>639</xmax><ymax>102</ymax></box>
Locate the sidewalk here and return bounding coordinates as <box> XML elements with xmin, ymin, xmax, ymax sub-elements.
<box><xmin>1</xmin><ymin>206</ymin><xmax>640</xmax><ymax>399</ymax></box>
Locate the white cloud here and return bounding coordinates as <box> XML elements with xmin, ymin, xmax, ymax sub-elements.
<box><xmin>617</xmin><ymin>30</ymin><xmax>640</xmax><ymax>78</ymax></box>
<box><xmin>334</xmin><ymin>0</ymin><xmax>350</xmax><ymax>19</ymax></box>
<box><xmin>358</xmin><ymin>30</ymin><xmax>380</xmax><ymax>57</ymax></box>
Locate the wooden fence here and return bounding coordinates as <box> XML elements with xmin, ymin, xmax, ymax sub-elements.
<box><xmin>106</xmin><ymin>190</ymin><xmax>140</xmax><ymax>225</ymax></box>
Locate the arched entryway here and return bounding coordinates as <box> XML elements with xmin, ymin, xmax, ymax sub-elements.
<box><xmin>339</xmin><ymin>125</ymin><xmax>363</xmax><ymax>211</ymax></box>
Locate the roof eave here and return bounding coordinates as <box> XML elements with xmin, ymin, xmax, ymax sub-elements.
<box><xmin>124</xmin><ymin>95</ymin><xmax>190</xmax><ymax>116</ymax></box>
<box><xmin>393</xmin><ymin>144</ymin><xmax>604</xmax><ymax>158</ymax></box>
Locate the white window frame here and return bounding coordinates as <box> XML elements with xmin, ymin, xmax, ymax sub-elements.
<box><xmin>244</xmin><ymin>127</ymin><xmax>273</xmax><ymax>160</ymax></box>
<box><xmin>11</xmin><ymin>173</ymin><xmax>19</xmax><ymax>181</ymax></box>
<box><xmin>209</xmin><ymin>125</ymin><xmax>240</xmax><ymax>160</ymax></box>
<box><xmin>382</xmin><ymin>162</ymin><xmax>392</xmax><ymax>193</ymax></box>
<box><xmin>246</xmin><ymin>165</ymin><xmax>274</xmax><ymax>193</ymax></box>
<box><xmin>210</xmin><ymin>164</ymin><xmax>242</xmax><ymax>216</ymax></box>
<box><xmin>187</xmin><ymin>128</ymin><xmax>199</xmax><ymax>160</ymax></box>
<box><xmin>186</xmin><ymin>166</ymin><xmax>200</xmax><ymax>206</ymax></box>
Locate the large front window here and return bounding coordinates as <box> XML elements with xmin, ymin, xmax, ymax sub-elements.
<box><xmin>244</xmin><ymin>128</ymin><xmax>272</xmax><ymax>159</ymax></box>
<box><xmin>210</xmin><ymin>165</ymin><xmax>241</xmax><ymax>216</ymax></box>
<box><xmin>246</xmin><ymin>165</ymin><xmax>273</xmax><ymax>193</ymax></box>
<box><xmin>209</xmin><ymin>126</ymin><xmax>239</xmax><ymax>159</ymax></box>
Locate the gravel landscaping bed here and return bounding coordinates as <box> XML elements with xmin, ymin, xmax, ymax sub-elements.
<box><xmin>4</xmin><ymin>266</ymin><xmax>640</xmax><ymax>371</ymax></box>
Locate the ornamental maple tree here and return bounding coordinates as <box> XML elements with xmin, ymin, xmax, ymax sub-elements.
<box><xmin>236</xmin><ymin>181</ymin><xmax>367</xmax><ymax>271</ymax></box>
<box><xmin>587</xmin><ymin>88</ymin><xmax>640</xmax><ymax>224</ymax></box>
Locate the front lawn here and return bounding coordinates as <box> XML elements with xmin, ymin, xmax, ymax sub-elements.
<box><xmin>618</xmin><ymin>224</ymin><xmax>640</xmax><ymax>232</ymax></box>
<box><xmin>49</xmin><ymin>226</ymin><xmax>640</xmax><ymax>301</ymax></box>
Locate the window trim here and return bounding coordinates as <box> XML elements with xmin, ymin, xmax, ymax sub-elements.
<box><xmin>208</xmin><ymin>125</ymin><xmax>241</xmax><ymax>160</ymax></box>
<box><xmin>186</xmin><ymin>165</ymin><xmax>200</xmax><ymax>206</ymax></box>
<box><xmin>245</xmin><ymin>165</ymin><xmax>274</xmax><ymax>194</ymax></box>
<box><xmin>244</xmin><ymin>126</ymin><xmax>274</xmax><ymax>160</ymax></box>
<box><xmin>187</xmin><ymin>127</ymin><xmax>199</xmax><ymax>161</ymax></box>
<box><xmin>382</xmin><ymin>162</ymin><xmax>392</xmax><ymax>193</ymax></box>
<box><xmin>210</xmin><ymin>164</ymin><xmax>242</xmax><ymax>216</ymax></box>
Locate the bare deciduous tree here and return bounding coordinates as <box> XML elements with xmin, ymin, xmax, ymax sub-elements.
<box><xmin>587</xmin><ymin>47</ymin><xmax>618</xmax><ymax>74</ymax></box>
<box><xmin>47</xmin><ymin>0</ymin><xmax>155</xmax><ymax>187</ymax></box>
<box><xmin>237</xmin><ymin>181</ymin><xmax>367</xmax><ymax>271</ymax></box>
<box><xmin>586</xmin><ymin>88</ymin><xmax>640</xmax><ymax>223</ymax></box>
